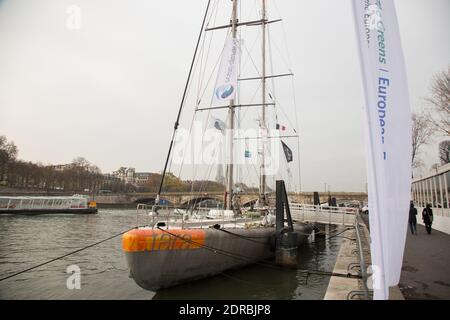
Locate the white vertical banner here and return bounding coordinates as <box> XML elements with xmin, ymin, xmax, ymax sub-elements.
<box><xmin>352</xmin><ymin>0</ymin><xmax>412</xmax><ymax>299</ymax></box>
<box><xmin>212</xmin><ymin>36</ymin><xmax>241</xmax><ymax>105</ymax></box>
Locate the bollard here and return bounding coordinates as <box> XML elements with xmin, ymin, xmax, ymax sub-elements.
<box><xmin>276</xmin><ymin>231</ymin><xmax>298</xmax><ymax>268</ymax></box>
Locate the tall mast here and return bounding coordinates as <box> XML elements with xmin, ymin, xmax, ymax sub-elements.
<box><xmin>226</xmin><ymin>0</ymin><xmax>238</xmax><ymax>210</ymax></box>
<box><xmin>259</xmin><ymin>0</ymin><xmax>267</xmax><ymax>206</ymax></box>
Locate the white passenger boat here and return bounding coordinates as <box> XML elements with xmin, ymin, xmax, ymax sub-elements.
<box><xmin>0</xmin><ymin>195</ymin><xmax>98</xmax><ymax>215</ymax></box>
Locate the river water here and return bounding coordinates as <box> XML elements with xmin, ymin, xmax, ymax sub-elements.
<box><xmin>0</xmin><ymin>209</ymin><xmax>343</xmax><ymax>300</ymax></box>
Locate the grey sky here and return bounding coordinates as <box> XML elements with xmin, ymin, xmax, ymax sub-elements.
<box><xmin>0</xmin><ymin>0</ymin><xmax>448</xmax><ymax>192</ymax></box>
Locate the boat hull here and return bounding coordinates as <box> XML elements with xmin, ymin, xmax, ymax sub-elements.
<box><xmin>123</xmin><ymin>223</ymin><xmax>313</xmax><ymax>291</ymax></box>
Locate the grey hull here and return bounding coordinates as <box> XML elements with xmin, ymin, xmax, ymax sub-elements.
<box><xmin>125</xmin><ymin>223</ymin><xmax>313</xmax><ymax>291</ymax></box>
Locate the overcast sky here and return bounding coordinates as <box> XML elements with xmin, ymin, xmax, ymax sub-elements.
<box><xmin>0</xmin><ymin>0</ymin><xmax>448</xmax><ymax>192</ymax></box>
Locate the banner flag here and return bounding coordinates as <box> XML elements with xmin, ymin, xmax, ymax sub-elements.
<box><xmin>352</xmin><ymin>0</ymin><xmax>412</xmax><ymax>300</ymax></box>
<box><xmin>281</xmin><ymin>140</ymin><xmax>293</xmax><ymax>163</ymax></box>
<box><xmin>212</xmin><ymin>36</ymin><xmax>241</xmax><ymax>105</ymax></box>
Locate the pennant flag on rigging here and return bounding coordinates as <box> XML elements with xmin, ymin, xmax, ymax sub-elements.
<box><xmin>281</xmin><ymin>141</ymin><xmax>293</xmax><ymax>163</ymax></box>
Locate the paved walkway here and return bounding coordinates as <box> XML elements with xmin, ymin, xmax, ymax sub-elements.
<box><xmin>399</xmin><ymin>224</ymin><xmax>450</xmax><ymax>300</ymax></box>
<box><xmin>361</xmin><ymin>214</ymin><xmax>450</xmax><ymax>300</ymax></box>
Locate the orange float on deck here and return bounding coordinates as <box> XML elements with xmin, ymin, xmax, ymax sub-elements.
<box><xmin>123</xmin><ymin>229</ymin><xmax>206</xmax><ymax>252</ymax></box>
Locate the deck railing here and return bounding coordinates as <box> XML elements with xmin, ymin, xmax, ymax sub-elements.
<box><xmin>135</xmin><ymin>202</ymin><xmax>360</xmax><ymax>229</ymax></box>
<box><xmin>290</xmin><ymin>203</ymin><xmax>358</xmax><ymax>226</ymax></box>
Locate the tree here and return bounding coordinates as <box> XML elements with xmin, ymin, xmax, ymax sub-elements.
<box><xmin>0</xmin><ymin>136</ymin><xmax>18</xmax><ymax>183</ymax></box>
<box><xmin>426</xmin><ymin>67</ymin><xmax>450</xmax><ymax>136</ymax></box>
<box><xmin>439</xmin><ymin>140</ymin><xmax>450</xmax><ymax>165</ymax></box>
<box><xmin>411</xmin><ymin>112</ymin><xmax>433</xmax><ymax>170</ymax></box>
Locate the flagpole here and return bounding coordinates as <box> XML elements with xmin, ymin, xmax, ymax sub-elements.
<box><xmin>226</xmin><ymin>0</ymin><xmax>238</xmax><ymax>210</ymax></box>
<box><xmin>259</xmin><ymin>0</ymin><xmax>267</xmax><ymax>206</ymax></box>
<box><xmin>351</xmin><ymin>0</ymin><xmax>389</xmax><ymax>299</ymax></box>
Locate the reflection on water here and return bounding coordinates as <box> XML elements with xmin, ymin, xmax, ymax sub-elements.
<box><xmin>0</xmin><ymin>210</ymin><xmax>342</xmax><ymax>299</ymax></box>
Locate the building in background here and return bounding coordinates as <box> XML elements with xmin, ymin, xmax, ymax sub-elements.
<box><xmin>112</xmin><ymin>167</ymin><xmax>135</xmax><ymax>184</ymax></box>
<box><xmin>411</xmin><ymin>163</ymin><xmax>450</xmax><ymax>234</ymax></box>
<box><xmin>135</xmin><ymin>172</ymin><xmax>151</xmax><ymax>186</ymax></box>
<box><xmin>109</xmin><ymin>167</ymin><xmax>151</xmax><ymax>186</ymax></box>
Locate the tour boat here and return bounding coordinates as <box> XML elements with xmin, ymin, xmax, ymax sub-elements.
<box><xmin>0</xmin><ymin>195</ymin><xmax>98</xmax><ymax>215</ymax></box>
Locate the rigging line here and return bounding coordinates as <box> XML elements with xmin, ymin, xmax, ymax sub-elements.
<box><xmin>187</xmin><ymin>111</ymin><xmax>226</xmax><ymax>210</ymax></box>
<box><xmin>197</xmin><ymin>0</ymin><xmax>220</xmax><ymax>103</ymax></box>
<box><xmin>266</xmin><ymin>32</ymin><xmax>291</xmax><ymax>75</ymax></box>
<box><xmin>242</xmin><ymin>41</ymin><xmax>263</xmax><ymax>81</ymax></box>
<box><xmin>272</xmin><ymin>0</ymin><xmax>293</xmax><ymax>67</ymax></box>
<box><xmin>266</xmin><ymin>90</ymin><xmax>297</xmax><ymax>133</ymax></box>
<box><xmin>237</xmin><ymin>42</ymin><xmax>263</xmax><ymax>122</ymax></box>
<box><xmin>187</xmin><ymin>110</ymin><xmax>216</xmax><ymax>204</ymax></box>
<box><xmin>0</xmin><ymin>226</ymin><xmax>141</xmax><ymax>283</ymax></box>
<box><xmin>171</xmin><ymin>38</ymin><xmax>212</xmax><ymax>183</ymax></box>
<box><xmin>187</xmin><ymin>1</ymin><xmax>218</xmax><ymax>113</ymax></box>
<box><xmin>196</xmin><ymin>22</ymin><xmax>208</xmax><ymax>103</ymax></box>
<box><xmin>197</xmin><ymin>37</ymin><xmax>226</xmax><ymax>107</ymax></box>
<box><xmin>291</xmin><ymin>74</ymin><xmax>302</xmax><ymax>192</ymax></box>
<box><xmin>156</xmin><ymin>0</ymin><xmax>212</xmax><ymax>201</ymax></box>
<box><xmin>267</xmin><ymin>26</ymin><xmax>279</xmax><ymax>129</ymax></box>
<box><xmin>240</xmin><ymin>27</ymin><xmax>262</xmax><ymax>71</ymax></box>
<box><xmin>176</xmin><ymin>111</ymin><xmax>198</xmax><ymax>179</ymax></box>
<box><xmin>194</xmin><ymin>146</ymin><xmax>220</xmax><ymax>203</ymax></box>
<box><xmin>237</xmin><ymin>73</ymin><xmax>262</xmax><ymax>123</ymax></box>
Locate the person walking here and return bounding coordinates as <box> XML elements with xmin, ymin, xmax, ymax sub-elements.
<box><xmin>409</xmin><ymin>201</ymin><xmax>417</xmax><ymax>234</ymax></box>
<box><xmin>422</xmin><ymin>203</ymin><xmax>434</xmax><ymax>234</ymax></box>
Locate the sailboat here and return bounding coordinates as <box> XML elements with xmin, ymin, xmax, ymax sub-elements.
<box><xmin>122</xmin><ymin>0</ymin><xmax>313</xmax><ymax>291</ymax></box>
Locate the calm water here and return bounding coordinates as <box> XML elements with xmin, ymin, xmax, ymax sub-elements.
<box><xmin>0</xmin><ymin>209</ymin><xmax>343</xmax><ymax>300</ymax></box>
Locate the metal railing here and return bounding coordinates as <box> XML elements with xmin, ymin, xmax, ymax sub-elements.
<box><xmin>134</xmin><ymin>204</ymin><xmax>261</xmax><ymax>230</ymax></box>
<box><xmin>290</xmin><ymin>203</ymin><xmax>358</xmax><ymax>226</ymax></box>
<box><xmin>346</xmin><ymin>213</ymin><xmax>372</xmax><ymax>300</ymax></box>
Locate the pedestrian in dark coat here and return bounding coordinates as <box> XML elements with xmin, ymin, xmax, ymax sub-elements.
<box><xmin>422</xmin><ymin>203</ymin><xmax>434</xmax><ymax>234</ymax></box>
<box><xmin>408</xmin><ymin>201</ymin><xmax>417</xmax><ymax>234</ymax></box>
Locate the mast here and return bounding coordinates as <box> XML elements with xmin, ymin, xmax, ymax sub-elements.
<box><xmin>226</xmin><ymin>0</ymin><xmax>238</xmax><ymax>210</ymax></box>
<box><xmin>259</xmin><ymin>0</ymin><xmax>267</xmax><ymax>206</ymax></box>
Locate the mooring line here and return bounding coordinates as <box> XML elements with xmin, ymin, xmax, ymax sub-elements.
<box><xmin>0</xmin><ymin>226</ymin><xmax>140</xmax><ymax>282</ymax></box>
<box><xmin>156</xmin><ymin>227</ymin><xmax>362</xmax><ymax>280</ymax></box>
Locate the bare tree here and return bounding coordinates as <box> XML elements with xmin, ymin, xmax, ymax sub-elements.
<box><xmin>426</xmin><ymin>67</ymin><xmax>450</xmax><ymax>136</ymax></box>
<box><xmin>439</xmin><ymin>140</ymin><xmax>450</xmax><ymax>165</ymax></box>
<box><xmin>0</xmin><ymin>135</ymin><xmax>18</xmax><ymax>183</ymax></box>
<box><xmin>411</xmin><ymin>112</ymin><xmax>433</xmax><ymax>170</ymax></box>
